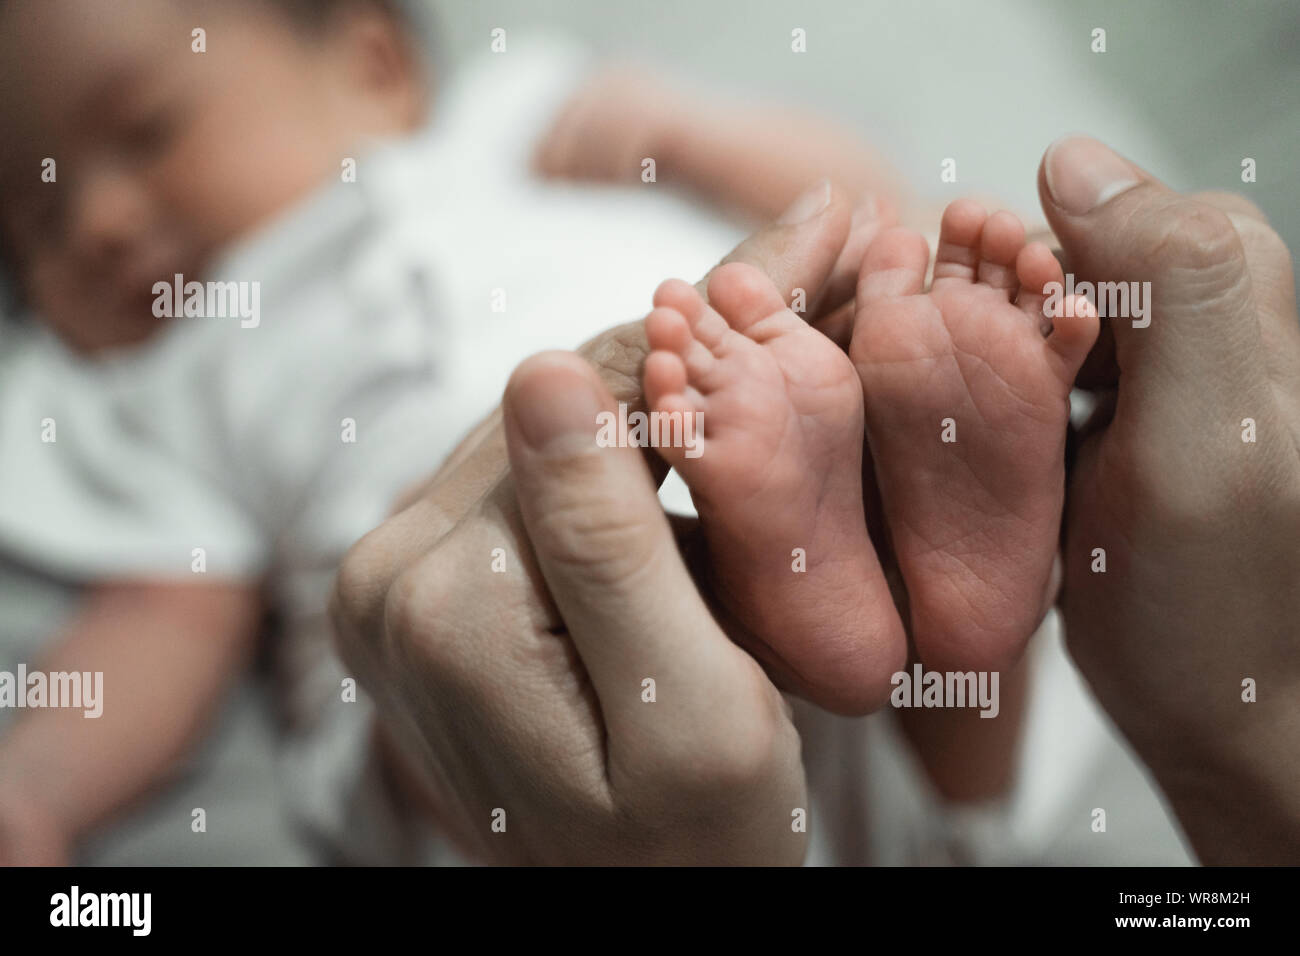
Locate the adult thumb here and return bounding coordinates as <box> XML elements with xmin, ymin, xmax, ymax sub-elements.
<box><xmin>502</xmin><ymin>351</ymin><xmax>754</xmax><ymax>744</ymax></box>
<box><xmin>576</xmin><ymin>179</ymin><xmax>853</xmax><ymax>417</ymax></box>
<box><xmin>1038</xmin><ymin>136</ymin><xmax>1262</xmax><ymax>417</ymax></box>
<box><xmin>695</xmin><ymin>178</ymin><xmax>852</xmax><ymax>307</ymax></box>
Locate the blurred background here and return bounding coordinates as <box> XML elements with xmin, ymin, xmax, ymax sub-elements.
<box><xmin>432</xmin><ymin>0</ymin><xmax>1300</xmax><ymax>283</ymax></box>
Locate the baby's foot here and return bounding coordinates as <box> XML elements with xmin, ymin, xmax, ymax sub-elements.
<box><xmin>850</xmin><ymin>201</ymin><xmax>1099</xmax><ymax>672</ymax></box>
<box><xmin>643</xmin><ymin>263</ymin><xmax>905</xmax><ymax>714</ymax></box>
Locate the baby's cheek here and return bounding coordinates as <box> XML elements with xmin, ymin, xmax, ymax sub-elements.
<box><xmin>159</xmin><ymin>105</ymin><xmax>329</xmax><ymax>252</ymax></box>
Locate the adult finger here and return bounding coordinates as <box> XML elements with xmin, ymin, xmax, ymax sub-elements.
<box><xmin>1038</xmin><ymin>136</ymin><xmax>1266</xmax><ymax>424</ymax></box>
<box><xmin>334</xmin><ymin>187</ymin><xmax>858</xmax><ymax>649</ymax></box>
<box><xmin>502</xmin><ymin>351</ymin><xmax>783</xmax><ymax>769</ymax></box>
<box><xmin>695</xmin><ymin>178</ymin><xmax>852</xmax><ymax>310</ymax></box>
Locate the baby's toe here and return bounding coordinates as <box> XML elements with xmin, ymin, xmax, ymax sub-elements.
<box><xmin>976</xmin><ymin>210</ymin><xmax>1025</xmax><ymax>299</ymax></box>
<box><xmin>654</xmin><ymin>277</ymin><xmax>730</xmax><ymax>351</ymax></box>
<box><xmin>932</xmin><ymin>199</ymin><xmax>988</xmax><ymax>286</ymax></box>
<box><xmin>644</xmin><ymin>304</ymin><xmax>727</xmax><ymax>392</ymax></box>
<box><xmin>643</xmin><ymin>349</ymin><xmax>687</xmax><ymax>410</ymax></box>
<box><xmin>1046</xmin><ymin>294</ymin><xmax>1101</xmax><ymax>381</ymax></box>
<box><xmin>648</xmin><ymin>388</ymin><xmax>702</xmax><ymax>469</ymax></box>
<box><xmin>653</xmin><ymin>278</ymin><xmax>705</xmax><ymax>321</ymax></box>
<box><xmin>856</xmin><ymin>227</ymin><xmax>931</xmax><ymax>305</ymax></box>
<box><xmin>645</xmin><ymin>306</ymin><xmax>692</xmax><ymax>355</ymax></box>
<box><xmin>1014</xmin><ymin>243</ymin><xmax>1064</xmax><ymax>333</ymax></box>
<box><xmin>706</xmin><ymin>261</ymin><xmax>790</xmax><ymax>336</ymax></box>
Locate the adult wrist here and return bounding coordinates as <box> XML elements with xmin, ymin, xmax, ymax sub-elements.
<box><xmin>0</xmin><ymin>752</ymin><xmax>74</xmax><ymax>861</ymax></box>
<box><xmin>1134</xmin><ymin>689</ymin><xmax>1300</xmax><ymax>864</ymax></box>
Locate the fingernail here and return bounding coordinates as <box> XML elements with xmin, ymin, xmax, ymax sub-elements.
<box><xmin>510</xmin><ymin>360</ymin><xmax>606</xmax><ymax>452</ymax></box>
<box><xmin>777</xmin><ymin>178</ymin><xmax>832</xmax><ymax>224</ymax></box>
<box><xmin>1045</xmin><ymin>136</ymin><xmax>1140</xmax><ymax>214</ymax></box>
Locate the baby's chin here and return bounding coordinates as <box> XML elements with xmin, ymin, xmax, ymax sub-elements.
<box><xmin>66</xmin><ymin>253</ymin><xmax>212</xmax><ymax>353</ymax></box>
<box><xmin>45</xmin><ymin>299</ymin><xmax>172</xmax><ymax>355</ymax></box>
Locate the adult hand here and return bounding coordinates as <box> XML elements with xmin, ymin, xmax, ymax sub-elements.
<box><xmin>331</xmin><ymin>183</ymin><xmax>872</xmax><ymax>864</ymax></box>
<box><xmin>1041</xmin><ymin>136</ymin><xmax>1300</xmax><ymax>863</ymax></box>
<box><xmin>0</xmin><ymin>775</ymin><xmax>69</xmax><ymax>866</ymax></box>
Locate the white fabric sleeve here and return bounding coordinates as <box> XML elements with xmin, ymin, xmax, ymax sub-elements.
<box><xmin>0</xmin><ymin>319</ymin><xmax>269</xmax><ymax>581</ymax></box>
<box><xmin>203</xmin><ymin>174</ymin><xmax>476</xmax><ymax>863</ymax></box>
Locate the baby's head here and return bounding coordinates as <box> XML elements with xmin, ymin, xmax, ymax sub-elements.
<box><xmin>0</xmin><ymin>0</ymin><xmax>429</xmax><ymax>351</ymax></box>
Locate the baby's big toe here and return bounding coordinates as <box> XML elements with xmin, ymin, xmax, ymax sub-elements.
<box><xmin>856</xmin><ymin>227</ymin><xmax>931</xmax><ymax>305</ymax></box>
<box><xmin>653</xmin><ymin>277</ymin><xmax>706</xmax><ymax>320</ymax></box>
<box><xmin>706</xmin><ymin>262</ymin><xmax>792</xmax><ymax>336</ymax></box>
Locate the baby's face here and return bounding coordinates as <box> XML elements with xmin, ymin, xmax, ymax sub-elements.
<box><xmin>0</xmin><ymin>0</ymin><xmax>423</xmax><ymax>352</ymax></box>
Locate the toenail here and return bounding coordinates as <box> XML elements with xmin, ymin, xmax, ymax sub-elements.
<box><xmin>1045</xmin><ymin>136</ymin><xmax>1140</xmax><ymax>214</ymax></box>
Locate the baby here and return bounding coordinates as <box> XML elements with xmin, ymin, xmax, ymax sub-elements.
<box><xmin>0</xmin><ymin>0</ymin><xmax>438</xmax><ymax>862</ymax></box>
<box><xmin>0</xmin><ymin>0</ymin><xmax>914</xmax><ymax>861</ymax></box>
<box><xmin>0</xmin><ymin>0</ymin><xmax>1047</xmax><ymax>864</ymax></box>
<box><xmin>533</xmin><ymin>63</ymin><xmax>909</xmax><ymax>225</ymax></box>
<box><xmin>643</xmin><ymin>197</ymin><xmax>1098</xmax><ymax>714</ymax></box>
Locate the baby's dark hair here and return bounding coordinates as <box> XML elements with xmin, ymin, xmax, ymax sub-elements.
<box><xmin>252</xmin><ymin>0</ymin><xmax>440</xmax><ymax>76</ymax></box>
<box><xmin>263</xmin><ymin>0</ymin><xmax>393</xmax><ymax>25</ymax></box>
<box><xmin>255</xmin><ymin>0</ymin><xmax>426</xmax><ymax>35</ymax></box>
<box><xmin>0</xmin><ymin>0</ymin><xmax>437</xmax><ymax>322</ymax></box>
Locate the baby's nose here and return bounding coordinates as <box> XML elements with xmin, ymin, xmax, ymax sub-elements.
<box><xmin>65</xmin><ymin>162</ymin><xmax>154</xmax><ymax>268</ymax></box>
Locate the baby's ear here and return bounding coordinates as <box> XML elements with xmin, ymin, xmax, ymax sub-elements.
<box><xmin>329</xmin><ymin>3</ymin><xmax>427</xmax><ymax>125</ymax></box>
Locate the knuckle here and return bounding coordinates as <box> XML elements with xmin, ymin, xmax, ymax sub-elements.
<box><xmin>382</xmin><ymin>552</ymin><xmax>455</xmax><ymax>664</ymax></box>
<box><xmin>703</xmin><ymin>725</ymin><xmax>786</xmax><ymax>792</ymax></box>
<box><xmin>531</xmin><ymin>473</ymin><xmax>662</xmax><ymax>587</ymax></box>
<box><xmin>1190</xmin><ymin>190</ymin><xmax>1266</xmax><ymax>223</ymax></box>
<box><xmin>332</xmin><ymin>524</ymin><xmax>400</xmax><ymax>647</ymax></box>
<box><xmin>660</xmin><ymin>709</ymin><xmax>789</xmax><ymax>798</ymax></box>
<box><xmin>1182</xmin><ymin>194</ymin><xmax>1294</xmax><ymax>278</ymax></box>
<box><xmin>1114</xmin><ymin>441</ymin><xmax>1212</xmax><ymax>524</ymax></box>
<box><xmin>1119</xmin><ymin>442</ymin><xmax>1263</xmax><ymax>532</ymax></box>
<box><xmin>1141</xmin><ymin>199</ymin><xmax>1245</xmax><ymax>275</ymax></box>
<box><xmin>1239</xmin><ymin>219</ymin><xmax>1295</xmax><ymax>277</ymax></box>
